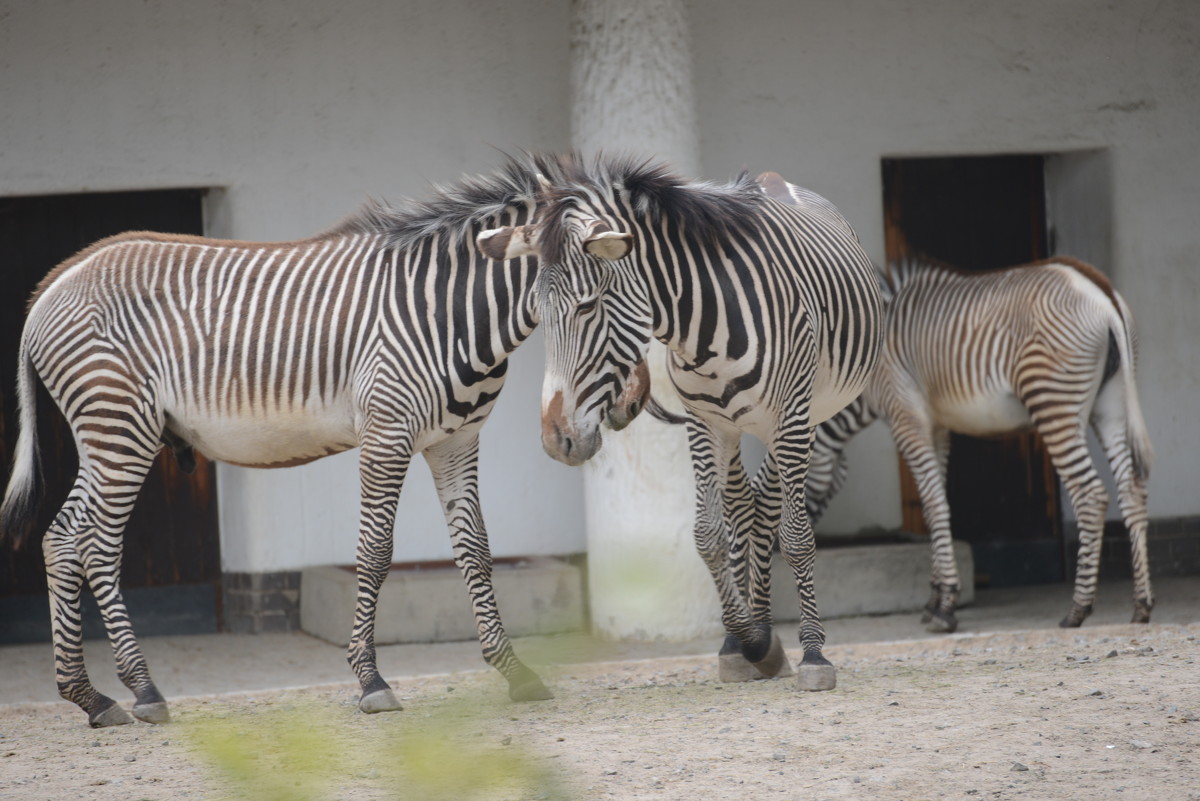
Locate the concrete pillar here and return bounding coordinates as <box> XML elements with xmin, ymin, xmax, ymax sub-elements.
<box><xmin>570</xmin><ymin>0</ymin><xmax>722</xmax><ymax>640</ymax></box>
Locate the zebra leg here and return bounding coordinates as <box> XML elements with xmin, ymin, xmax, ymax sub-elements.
<box><xmin>918</xmin><ymin>427</ymin><xmax>955</xmax><ymax>629</ymax></box>
<box><xmin>724</xmin><ymin>454</ymin><xmax>754</xmax><ymax>603</ymax></box>
<box><xmin>1058</xmin><ymin>475</ymin><xmax>1109</xmax><ymax>628</ymax></box>
<box><xmin>891</xmin><ymin>414</ymin><xmax>960</xmax><ymax>633</ymax></box>
<box><xmin>48</xmin><ymin>427</ymin><xmax>166</xmax><ymax>728</ymax></box>
<box><xmin>43</xmin><ymin>492</ymin><xmax>134</xmax><ymax>727</ymax></box>
<box><xmin>1092</xmin><ymin>394</ymin><xmax>1153</xmax><ymax>623</ymax></box>
<box><xmin>1021</xmin><ymin>392</ymin><xmax>1109</xmax><ymax>627</ymax></box>
<box><xmin>347</xmin><ymin>440</ymin><xmax>410</xmax><ymax>714</ymax></box>
<box><xmin>717</xmin><ymin>453</ymin><xmax>758</xmax><ymax>682</ymax></box>
<box><xmin>78</xmin><ymin>454</ymin><xmax>171</xmax><ymax>725</ymax></box>
<box><xmin>718</xmin><ymin>452</ymin><xmax>792</xmax><ymax>682</ymax></box>
<box><xmin>685</xmin><ymin>421</ymin><xmax>778</xmax><ymax>678</ymax></box>
<box><xmin>425</xmin><ymin>434</ymin><xmax>552</xmax><ymax>702</ymax></box>
<box><xmin>746</xmin><ymin>453</ymin><xmax>782</xmax><ymax>626</ymax></box>
<box><xmin>806</xmin><ymin>396</ymin><xmax>877</xmax><ymax>527</ymax></box>
<box><xmin>747</xmin><ymin>454</ymin><xmax>792</xmax><ymax>677</ymax></box>
<box><xmin>771</xmin><ymin>412</ymin><xmax>837</xmax><ymax>691</ymax></box>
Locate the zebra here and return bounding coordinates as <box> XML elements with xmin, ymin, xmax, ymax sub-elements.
<box><xmin>803</xmin><ymin>256</ymin><xmax>1154</xmax><ymax>633</ymax></box>
<box><xmin>478</xmin><ymin>156</ymin><xmax>883</xmax><ymax>692</ymax></box>
<box><xmin>0</xmin><ymin>155</ymin><xmax>649</xmax><ymax>728</ymax></box>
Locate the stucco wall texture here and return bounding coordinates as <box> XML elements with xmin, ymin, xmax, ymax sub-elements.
<box><xmin>2</xmin><ymin>0</ymin><xmax>1196</xmax><ymax>571</ymax></box>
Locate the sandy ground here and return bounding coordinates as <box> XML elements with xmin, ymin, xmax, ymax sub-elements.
<box><xmin>1</xmin><ymin>621</ymin><xmax>1196</xmax><ymax>801</ymax></box>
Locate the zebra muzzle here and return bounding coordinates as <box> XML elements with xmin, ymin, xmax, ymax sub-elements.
<box><xmin>542</xmin><ymin>417</ymin><xmax>602</xmax><ymax>466</ymax></box>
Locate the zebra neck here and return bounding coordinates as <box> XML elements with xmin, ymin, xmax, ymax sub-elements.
<box><xmin>402</xmin><ymin>236</ymin><xmax>539</xmax><ymax>363</ymax></box>
<box><xmin>637</xmin><ymin>243</ymin><xmax>759</xmax><ymax>370</ymax></box>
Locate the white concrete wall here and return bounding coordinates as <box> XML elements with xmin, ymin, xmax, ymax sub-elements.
<box><xmin>4</xmin><ymin>0</ymin><xmax>1197</xmax><ymax>571</ymax></box>
<box><xmin>688</xmin><ymin>0</ymin><xmax>1200</xmax><ymax>532</ymax></box>
<box><xmin>1</xmin><ymin>0</ymin><xmax>578</xmax><ymax>571</ymax></box>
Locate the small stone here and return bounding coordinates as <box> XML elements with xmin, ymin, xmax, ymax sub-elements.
<box><xmin>772</xmin><ymin>753</ymin><xmax>786</xmax><ymax>762</ymax></box>
<box><xmin>1011</xmin><ymin>762</ymin><xmax>1029</xmax><ymax>772</ymax></box>
<box><xmin>125</xmin><ymin>755</ymin><xmax>137</xmax><ymax>762</ymax></box>
<box><xmin>1107</xmin><ymin>650</ymin><xmax>1119</xmax><ymax>658</ymax></box>
<box><xmin>500</xmin><ymin>736</ymin><xmax>512</xmax><ymax>746</ymax></box>
<box><xmin>1129</xmin><ymin>740</ymin><xmax>1154</xmax><ymax>750</ymax></box>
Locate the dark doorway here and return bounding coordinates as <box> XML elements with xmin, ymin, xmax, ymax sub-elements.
<box><xmin>882</xmin><ymin>156</ymin><xmax>1063</xmax><ymax>587</ymax></box>
<box><xmin>0</xmin><ymin>189</ymin><xmax>222</xmax><ymax>643</ymax></box>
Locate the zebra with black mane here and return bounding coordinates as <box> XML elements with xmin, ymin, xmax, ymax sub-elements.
<box><xmin>479</xmin><ymin>156</ymin><xmax>883</xmax><ymax>691</ymax></box>
<box><xmin>805</xmin><ymin>255</ymin><xmax>1154</xmax><ymax>633</ymax></box>
<box><xmin>0</xmin><ymin>156</ymin><xmax>649</xmax><ymax>728</ymax></box>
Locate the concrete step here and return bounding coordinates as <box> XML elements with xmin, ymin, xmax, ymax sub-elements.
<box><xmin>300</xmin><ymin>558</ymin><xmax>584</xmax><ymax>647</ymax></box>
<box><xmin>300</xmin><ymin>541</ymin><xmax>972</xmax><ymax>645</ymax></box>
<box><xmin>771</xmin><ymin>538</ymin><xmax>974</xmax><ymax>621</ymax></box>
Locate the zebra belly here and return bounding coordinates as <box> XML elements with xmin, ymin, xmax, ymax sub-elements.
<box><xmin>165</xmin><ymin>407</ymin><xmax>359</xmax><ymax>469</ymax></box>
<box><xmin>810</xmin><ymin>371</ymin><xmax>868</xmax><ymax>427</ymax></box>
<box><xmin>934</xmin><ymin>392</ymin><xmax>1032</xmax><ymax>436</ymax></box>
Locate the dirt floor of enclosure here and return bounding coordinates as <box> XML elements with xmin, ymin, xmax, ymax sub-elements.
<box><xmin>1</xmin><ymin>578</ymin><xmax>1198</xmax><ymax>801</ymax></box>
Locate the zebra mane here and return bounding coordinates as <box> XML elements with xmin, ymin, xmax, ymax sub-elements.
<box><xmin>535</xmin><ymin>154</ymin><xmax>767</xmax><ymax>264</ymax></box>
<box><xmin>323</xmin><ymin>152</ymin><xmax>565</xmax><ymax>252</ymax></box>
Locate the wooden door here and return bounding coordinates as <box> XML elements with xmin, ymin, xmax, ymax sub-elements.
<box><xmin>882</xmin><ymin>156</ymin><xmax>1064</xmax><ymax>587</ymax></box>
<box><xmin>0</xmin><ymin>190</ymin><xmax>221</xmax><ymax>642</ymax></box>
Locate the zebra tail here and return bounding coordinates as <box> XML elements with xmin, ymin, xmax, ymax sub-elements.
<box><xmin>0</xmin><ymin>340</ymin><xmax>45</xmax><ymax>550</ymax></box>
<box><xmin>1110</xmin><ymin>293</ymin><xmax>1153</xmax><ymax>482</ymax></box>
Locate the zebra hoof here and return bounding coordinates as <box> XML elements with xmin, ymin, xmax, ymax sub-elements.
<box><xmin>132</xmin><ymin>701</ymin><xmax>170</xmax><ymax>725</ymax></box>
<box><xmin>718</xmin><ymin>653</ymin><xmax>760</xmax><ymax>683</ymax></box>
<box><xmin>796</xmin><ymin>654</ymin><xmax>837</xmax><ymax>692</ymax></box>
<box><xmin>924</xmin><ymin>610</ymin><xmax>958</xmax><ymax>634</ymax></box>
<box><xmin>1131</xmin><ymin>600</ymin><xmax>1153</xmax><ymax>624</ymax></box>
<box><xmin>89</xmin><ymin>700</ymin><xmax>134</xmax><ymax>728</ymax></box>
<box><xmin>508</xmin><ymin>675</ymin><xmax>554</xmax><ymax>702</ymax></box>
<box><xmin>752</xmin><ymin>630</ymin><xmax>794</xmax><ymax>679</ymax></box>
<box><xmin>1059</xmin><ymin>603</ymin><xmax>1092</xmax><ymax>629</ymax></box>
<box><xmin>718</xmin><ymin>634</ymin><xmax>757</xmax><ymax>682</ymax></box>
<box><xmin>359</xmin><ymin>688</ymin><xmax>403</xmax><ymax>714</ymax></box>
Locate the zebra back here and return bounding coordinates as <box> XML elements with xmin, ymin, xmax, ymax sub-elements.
<box><xmin>1</xmin><ymin>155</ymin><xmax>562</xmax><ymax>542</ymax></box>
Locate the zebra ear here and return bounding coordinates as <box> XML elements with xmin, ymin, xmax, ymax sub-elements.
<box><xmin>584</xmin><ymin>230</ymin><xmax>633</xmax><ymax>261</ymax></box>
<box><xmin>477</xmin><ymin>225</ymin><xmax>539</xmax><ymax>260</ymax></box>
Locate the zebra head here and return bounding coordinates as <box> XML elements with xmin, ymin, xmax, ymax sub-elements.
<box><xmin>478</xmin><ymin>210</ymin><xmax>654</xmax><ymax>466</ymax></box>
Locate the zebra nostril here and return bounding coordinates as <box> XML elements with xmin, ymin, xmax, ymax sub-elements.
<box><xmin>561</xmin><ymin>434</ymin><xmax>574</xmax><ymax>457</ymax></box>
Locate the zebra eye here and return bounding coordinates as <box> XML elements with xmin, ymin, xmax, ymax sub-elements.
<box><xmin>575</xmin><ymin>297</ymin><xmax>599</xmax><ymax>315</ymax></box>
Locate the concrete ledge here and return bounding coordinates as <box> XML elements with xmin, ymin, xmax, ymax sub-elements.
<box><xmin>770</xmin><ymin>540</ymin><xmax>975</xmax><ymax>621</ymax></box>
<box><xmin>300</xmin><ymin>558</ymin><xmax>584</xmax><ymax>647</ymax></box>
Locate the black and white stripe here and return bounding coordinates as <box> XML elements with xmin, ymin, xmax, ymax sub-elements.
<box><xmin>480</xmin><ymin>156</ymin><xmax>884</xmax><ymax>691</ymax></box>
<box><xmin>806</xmin><ymin>256</ymin><xmax>1154</xmax><ymax>632</ymax></box>
<box><xmin>0</xmin><ymin>155</ymin><xmax>610</xmax><ymax>727</ymax></box>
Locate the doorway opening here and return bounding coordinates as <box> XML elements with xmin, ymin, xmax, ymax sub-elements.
<box><xmin>0</xmin><ymin>189</ymin><xmax>222</xmax><ymax>643</ymax></box>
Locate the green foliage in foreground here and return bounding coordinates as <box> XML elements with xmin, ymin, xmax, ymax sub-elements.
<box><xmin>184</xmin><ymin>696</ymin><xmax>570</xmax><ymax>801</ymax></box>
